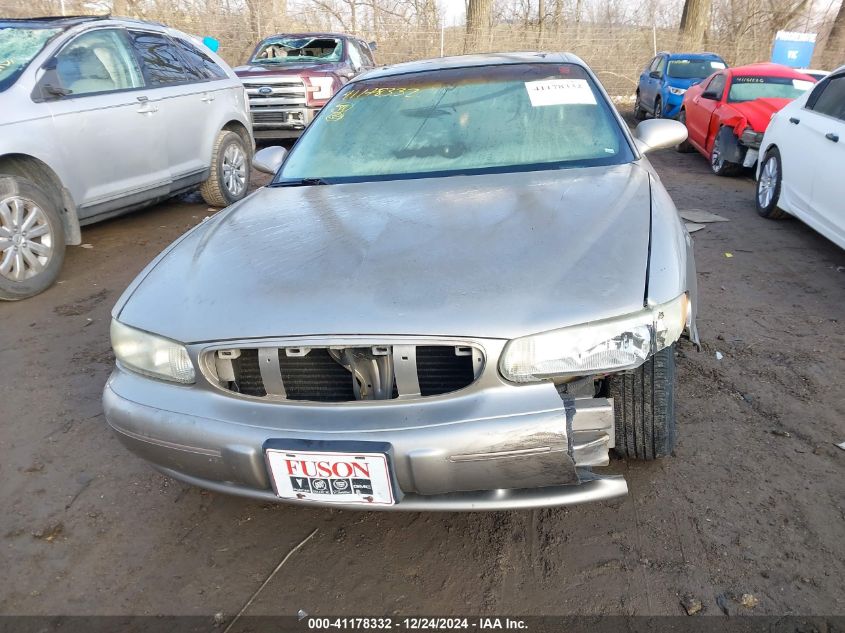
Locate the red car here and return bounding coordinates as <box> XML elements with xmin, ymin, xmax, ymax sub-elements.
<box><xmin>677</xmin><ymin>63</ymin><xmax>816</xmax><ymax>175</ymax></box>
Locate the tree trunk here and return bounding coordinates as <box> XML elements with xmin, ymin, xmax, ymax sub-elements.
<box><xmin>822</xmin><ymin>0</ymin><xmax>845</xmax><ymax>68</ymax></box>
<box><xmin>680</xmin><ymin>0</ymin><xmax>711</xmax><ymax>46</ymax></box>
<box><xmin>465</xmin><ymin>0</ymin><xmax>493</xmax><ymax>52</ymax></box>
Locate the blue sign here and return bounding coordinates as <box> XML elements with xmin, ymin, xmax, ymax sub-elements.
<box><xmin>771</xmin><ymin>31</ymin><xmax>816</xmax><ymax>68</ymax></box>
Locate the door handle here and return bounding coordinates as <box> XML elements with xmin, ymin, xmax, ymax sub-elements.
<box><xmin>201</xmin><ymin>94</ymin><xmax>215</xmax><ymax>103</ymax></box>
<box><xmin>789</xmin><ymin>117</ymin><xmax>800</xmax><ymax>125</ymax></box>
<box><xmin>136</xmin><ymin>95</ymin><xmax>158</xmax><ymax>114</ymax></box>
<box><xmin>826</xmin><ymin>132</ymin><xmax>840</xmax><ymax>143</ymax></box>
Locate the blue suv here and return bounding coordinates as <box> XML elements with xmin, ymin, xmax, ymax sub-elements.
<box><xmin>635</xmin><ymin>52</ymin><xmax>727</xmax><ymax>119</ymax></box>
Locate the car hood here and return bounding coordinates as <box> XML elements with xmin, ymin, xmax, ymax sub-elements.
<box><xmin>728</xmin><ymin>98</ymin><xmax>792</xmax><ymax>131</ymax></box>
<box><xmin>118</xmin><ymin>165</ymin><xmax>653</xmax><ymax>343</ymax></box>
<box><xmin>235</xmin><ymin>62</ymin><xmax>341</xmax><ymax>77</ymax></box>
<box><xmin>666</xmin><ymin>77</ymin><xmax>707</xmax><ymax>89</ymax></box>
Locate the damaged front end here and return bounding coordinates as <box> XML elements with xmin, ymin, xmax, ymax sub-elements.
<box><xmin>104</xmin><ymin>335</ymin><xmax>627</xmax><ymax>510</ymax></box>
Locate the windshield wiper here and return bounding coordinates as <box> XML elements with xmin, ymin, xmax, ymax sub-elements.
<box><xmin>274</xmin><ymin>177</ymin><xmax>333</xmax><ymax>187</ymax></box>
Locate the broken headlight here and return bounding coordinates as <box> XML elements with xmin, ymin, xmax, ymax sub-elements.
<box><xmin>740</xmin><ymin>127</ymin><xmax>764</xmax><ymax>148</ymax></box>
<box><xmin>110</xmin><ymin>319</ymin><xmax>195</xmax><ymax>384</ymax></box>
<box><xmin>499</xmin><ymin>294</ymin><xmax>688</xmax><ymax>383</ymax></box>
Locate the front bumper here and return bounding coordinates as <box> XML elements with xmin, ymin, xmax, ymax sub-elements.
<box><xmin>250</xmin><ymin>106</ymin><xmax>319</xmax><ymax>139</ymax></box>
<box><xmin>102</xmin><ymin>369</ymin><xmax>626</xmax><ymax>511</ymax></box>
<box><xmin>663</xmin><ymin>92</ymin><xmax>685</xmax><ymax>118</ymax></box>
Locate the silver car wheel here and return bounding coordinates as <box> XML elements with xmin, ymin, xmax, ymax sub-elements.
<box><xmin>757</xmin><ymin>156</ymin><xmax>777</xmax><ymax>208</ymax></box>
<box><xmin>0</xmin><ymin>195</ymin><xmax>54</xmax><ymax>282</ymax></box>
<box><xmin>222</xmin><ymin>144</ymin><xmax>247</xmax><ymax>197</ymax></box>
<box><xmin>710</xmin><ymin>142</ymin><xmax>723</xmax><ymax>173</ymax></box>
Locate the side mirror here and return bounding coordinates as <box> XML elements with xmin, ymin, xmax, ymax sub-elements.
<box><xmin>649</xmin><ymin>70</ymin><xmax>661</xmax><ymax>79</ymax></box>
<box><xmin>368</xmin><ymin>41</ymin><xmax>377</xmax><ymax>51</ymax></box>
<box><xmin>634</xmin><ymin>119</ymin><xmax>688</xmax><ymax>154</ymax></box>
<box><xmin>253</xmin><ymin>146</ymin><xmax>288</xmax><ymax>175</ymax></box>
<box><xmin>701</xmin><ymin>90</ymin><xmax>719</xmax><ymax>100</ymax></box>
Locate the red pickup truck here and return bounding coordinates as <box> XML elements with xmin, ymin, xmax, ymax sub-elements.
<box><xmin>234</xmin><ymin>33</ymin><xmax>377</xmax><ymax>139</ymax></box>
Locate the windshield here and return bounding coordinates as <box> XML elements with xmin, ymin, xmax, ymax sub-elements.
<box><xmin>276</xmin><ymin>63</ymin><xmax>633</xmax><ymax>184</ymax></box>
<box><xmin>0</xmin><ymin>25</ymin><xmax>62</xmax><ymax>92</ymax></box>
<box><xmin>251</xmin><ymin>36</ymin><xmax>342</xmax><ymax>63</ymax></box>
<box><xmin>728</xmin><ymin>75</ymin><xmax>814</xmax><ymax>102</ymax></box>
<box><xmin>667</xmin><ymin>58</ymin><xmax>726</xmax><ymax>79</ymax></box>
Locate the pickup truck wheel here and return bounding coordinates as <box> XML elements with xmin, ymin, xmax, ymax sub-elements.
<box><xmin>633</xmin><ymin>91</ymin><xmax>647</xmax><ymax>121</ymax></box>
<box><xmin>0</xmin><ymin>176</ymin><xmax>66</xmax><ymax>301</ymax></box>
<box><xmin>675</xmin><ymin>110</ymin><xmax>694</xmax><ymax>153</ymax></box>
<box><xmin>200</xmin><ymin>130</ymin><xmax>251</xmax><ymax>208</ymax></box>
<box><xmin>609</xmin><ymin>345</ymin><xmax>676</xmax><ymax>461</ymax></box>
<box><xmin>710</xmin><ymin>131</ymin><xmax>742</xmax><ymax>177</ymax></box>
<box><xmin>756</xmin><ymin>148</ymin><xmax>788</xmax><ymax>219</ymax></box>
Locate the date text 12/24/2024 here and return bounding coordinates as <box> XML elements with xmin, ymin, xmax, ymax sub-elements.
<box><xmin>307</xmin><ymin>618</ymin><xmax>528</xmax><ymax>630</ymax></box>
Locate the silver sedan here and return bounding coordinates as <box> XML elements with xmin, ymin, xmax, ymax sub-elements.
<box><xmin>103</xmin><ymin>53</ymin><xmax>698</xmax><ymax>511</ymax></box>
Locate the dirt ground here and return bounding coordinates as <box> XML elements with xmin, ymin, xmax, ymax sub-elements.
<box><xmin>1</xmin><ymin>138</ymin><xmax>843</xmax><ymax>620</ymax></box>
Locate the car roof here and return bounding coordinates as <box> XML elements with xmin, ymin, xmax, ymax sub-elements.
<box><xmin>661</xmin><ymin>51</ymin><xmax>723</xmax><ymax>59</ymax></box>
<box><xmin>260</xmin><ymin>32</ymin><xmax>358</xmax><ymax>41</ymax></box>
<box><xmin>354</xmin><ymin>52</ymin><xmax>584</xmax><ymax>82</ymax></box>
<box><xmin>0</xmin><ymin>14</ymin><xmax>170</xmax><ymax>32</ymax></box>
<box><xmin>728</xmin><ymin>62</ymin><xmax>813</xmax><ymax>78</ymax></box>
<box><xmin>0</xmin><ymin>15</ymin><xmax>109</xmax><ymax>28</ymax></box>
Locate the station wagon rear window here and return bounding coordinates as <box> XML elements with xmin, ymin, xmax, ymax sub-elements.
<box><xmin>0</xmin><ymin>26</ymin><xmax>62</xmax><ymax>92</ymax></box>
<box><xmin>728</xmin><ymin>75</ymin><xmax>814</xmax><ymax>102</ymax></box>
<box><xmin>277</xmin><ymin>63</ymin><xmax>634</xmax><ymax>183</ymax></box>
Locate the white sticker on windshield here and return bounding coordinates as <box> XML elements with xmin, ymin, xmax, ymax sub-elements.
<box><xmin>712</xmin><ymin>62</ymin><xmax>727</xmax><ymax>69</ymax></box>
<box><xmin>792</xmin><ymin>79</ymin><xmax>813</xmax><ymax>91</ymax></box>
<box><xmin>525</xmin><ymin>79</ymin><xmax>597</xmax><ymax>106</ymax></box>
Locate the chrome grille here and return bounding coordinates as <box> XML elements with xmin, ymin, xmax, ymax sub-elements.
<box><xmin>241</xmin><ymin>76</ymin><xmax>308</xmax><ymax>126</ymax></box>
<box><xmin>207</xmin><ymin>343</ymin><xmax>484</xmax><ymax>403</ymax></box>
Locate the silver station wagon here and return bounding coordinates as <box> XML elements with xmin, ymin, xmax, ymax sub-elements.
<box><xmin>104</xmin><ymin>53</ymin><xmax>699</xmax><ymax>511</ymax></box>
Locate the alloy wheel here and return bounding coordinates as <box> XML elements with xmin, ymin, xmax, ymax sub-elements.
<box><xmin>222</xmin><ymin>144</ymin><xmax>247</xmax><ymax>197</ymax></box>
<box><xmin>0</xmin><ymin>195</ymin><xmax>54</xmax><ymax>282</ymax></box>
<box><xmin>758</xmin><ymin>156</ymin><xmax>777</xmax><ymax>208</ymax></box>
<box><xmin>710</xmin><ymin>141</ymin><xmax>724</xmax><ymax>173</ymax></box>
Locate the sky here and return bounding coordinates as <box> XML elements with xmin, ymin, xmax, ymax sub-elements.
<box><xmin>440</xmin><ymin>0</ymin><xmax>466</xmax><ymax>26</ymax></box>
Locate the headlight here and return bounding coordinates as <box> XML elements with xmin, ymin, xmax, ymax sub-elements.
<box><xmin>740</xmin><ymin>127</ymin><xmax>764</xmax><ymax>148</ymax></box>
<box><xmin>306</xmin><ymin>76</ymin><xmax>336</xmax><ymax>100</ymax></box>
<box><xmin>667</xmin><ymin>86</ymin><xmax>686</xmax><ymax>96</ymax></box>
<box><xmin>110</xmin><ymin>320</ymin><xmax>195</xmax><ymax>384</ymax></box>
<box><xmin>499</xmin><ymin>294</ymin><xmax>688</xmax><ymax>383</ymax></box>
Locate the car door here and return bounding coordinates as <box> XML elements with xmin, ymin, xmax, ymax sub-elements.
<box><xmin>45</xmin><ymin>27</ymin><xmax>168</xmax><ymax>218</ymax></box>
<box><xmin>641</xmin><ymin>56</ymin><xmax>661</xmax><ymax>110</ymax></box>
<box><xmin>802</xmin><ymin>72</ymin><xmax>845</xmax><ymax>245</ymax></box>
<box><xmin>128</xmin><ymin>30</ymin><xmax>210</xmax><ymax>188</ymax></box>
<box><xmin>687</xmin><ymin>73</ymin><xmax>725</xmax><ymax>150</ymax></box>
<box><xmin>170</xmin><ymin>36</ymin><xmax>236</xmax><ymax>185</ymax></box>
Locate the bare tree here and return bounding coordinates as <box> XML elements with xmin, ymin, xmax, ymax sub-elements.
<box><xmin>821</xmin><ymin>0</ymin><xmax>845</xmax><ymax>67</ymax></box>
<box><xmin>465</xmin><ymin>0</ymin><xmax>493</xmax><ymax>51</ymax></box>
<box><xmin>680</xmin><ymin>0</ymin><xmax>711</xmax><ymax>45</ymax></box>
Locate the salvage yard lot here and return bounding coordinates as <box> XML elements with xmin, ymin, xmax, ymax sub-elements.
<box><xmin>1</xmin><ymin>143</ymin><xmax>843</xmax><ymax>617</ymax></box>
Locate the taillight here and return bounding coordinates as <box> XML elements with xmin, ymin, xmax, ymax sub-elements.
<box><xmin>303</xmin><ymin>75</ymin><xmax>338</xmax><ymax>106</ymax></box>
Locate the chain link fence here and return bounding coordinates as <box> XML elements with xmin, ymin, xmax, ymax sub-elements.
<box><xmin>2</xmin><ymin>1</ymin><xmax>841</xmax><ymax>97</ymax></box>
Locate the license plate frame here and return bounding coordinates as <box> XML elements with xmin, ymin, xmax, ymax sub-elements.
<box><xmin>264</xmin><ymin>440</ymin><xmax>396</xmax><ymax>506</ymax></box>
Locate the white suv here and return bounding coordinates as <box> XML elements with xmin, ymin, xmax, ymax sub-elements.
<box><xmin>0</xmin><ymin>15</ymin><xmax>254</xmax><ymax>299</ymax></box>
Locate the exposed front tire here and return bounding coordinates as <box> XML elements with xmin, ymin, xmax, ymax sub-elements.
<box><xmin>653</xmin><ymin>96</ymin><xmax>663</xmax><ymax>119</ymax></box>
<box><xmin>756</xmin><ymin>148</ymin><xmax>788</xmax><ymax>219</ymax></box>
<box><xmin>609</xmin><ymin>345</ymin><xmax>676</xmax><ymax>460</ymax></box>
<box><xmin>0</xmin><ymin>176</ymin><xmax>66</xmax><ymax>301</ymax></box>
<box><xmin>633</xmin><ymin>91</ymin><xmax>647</xmax><ymax>121</ymax></box>
<box><xmin>675</xmin><ymin>110</ymin><xmax>694</xmax><ymax>153</ymax></box>
<box><xmin>710</xmin><ymin>129</ymin><xmax>742</xmax><ymax>177</ymax></box>
<box><xmin>200</xmin><ymin>130</ymin><xmax>251</xmax><ymax>208</ymax></box>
